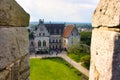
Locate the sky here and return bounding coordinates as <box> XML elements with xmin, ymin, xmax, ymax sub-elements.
<box><xmin>16</xmin><ymin>0</ymin><xmax>100</xmax><ymax>23</ymax></box>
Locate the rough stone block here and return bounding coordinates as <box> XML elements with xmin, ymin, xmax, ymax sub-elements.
<box><xmin>0</xmin><ymin>27</ymin><xmax>29</xmax><ymax>70</ymax></box>
<box><xmin>0</xmin><ymin>0</ymin><xmax>30</xmax><ymax>27</ymax></box>
<box><xmin>0</xmin><ymin>70</ymin><xmax>10</xmax><ymax>80</ymax></box>
<box><xmin>20</xmin><ymin>69</ymin><xmax>29</xmax><ymax>80</ymax></box>
<box><xmin>90</xmin><ymin>28</ymin><xmax>120</xmax><ymax>80</ymax></box>
<box><xmin>92</xmin><ymin>0</ymin><xmax>120</xmax><ymax>27</ymax></box>
<box><xmin>20</xmin><ymin>54</ymin><xmax>30</xmax><ymax>79</ymax></box>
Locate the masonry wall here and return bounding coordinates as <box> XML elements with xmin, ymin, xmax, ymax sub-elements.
<box><xmin>0</xmin><ymin>0</ymin><xmax>30</xmax><ymax>80</ymax></box>
<box><xmin>90</xmin><ymin>0</ymin><xmax>120</xmax><ymax>80</ymax></box>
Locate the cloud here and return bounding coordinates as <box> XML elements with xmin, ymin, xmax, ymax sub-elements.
<box><xmin>16</xmin><ymin>0</ymin><xmax>99</xmax><ymax>22</ymax></box>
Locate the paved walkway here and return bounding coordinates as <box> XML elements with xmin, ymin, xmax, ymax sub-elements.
<box><xmin>30</xmin><ymin>51</ymin><xmax>89</xmax><ymax>77</ymax></box>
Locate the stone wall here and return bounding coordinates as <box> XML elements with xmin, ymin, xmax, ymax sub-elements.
<box><xmin>0</xmin><ymin>0</ymin><xmax>30</xmax><ymax>80</ymax></box>
<box><xmin>90</xmin><ymin>0</ymin><xmax>120</xmax><ymax>80</ymax></box>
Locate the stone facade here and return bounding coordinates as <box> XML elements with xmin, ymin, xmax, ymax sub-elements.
<box><xmin>32</xmin><ymin>20</ymin><xmax>65</xmax><ymax>52</ymax></box>
<box><xmin>90</xmin><ymin>0</ymin><xmax>120</xmax><ymax>80</ymax></box>
<box><xmin>34</xmin><ymin>20</ymin><xmax>50</xmax><ymax>51</ymax></box>
<box><xmin>62</xmin><ymin>25</ymin><xmax>80</xmax><ymax>50</ymax></box>
<box><xmin>31</xmin><ymin>20</ymin><xmax>80</xmax><ymax>52</ymax></box>
<box><xmin>0</xmin><ymin>0</ymin><xmax>30</xmax><ymax>80</ymax></box>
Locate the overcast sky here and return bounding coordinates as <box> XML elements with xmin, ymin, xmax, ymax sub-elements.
<box><xmin>16</xmin><ymin>0</ymin><xmax>99</xmax><ymax>23</ymax></box>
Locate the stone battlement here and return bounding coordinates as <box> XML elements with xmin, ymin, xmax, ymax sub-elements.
<box><xmin>0</xmin><ymin>0</ymin><xmax>30</xmax><ymax>80</ymax></box>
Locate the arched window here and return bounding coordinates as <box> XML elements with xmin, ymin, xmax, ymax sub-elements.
<box><xmin>43</xmin><ymin>40</ymin><xmax>46</xmax><ymax>47</ymax></box>
<box><xmin>38</xmin><ymin>40</ymin><xmax>41</xmax><ymax>47</ymax></box>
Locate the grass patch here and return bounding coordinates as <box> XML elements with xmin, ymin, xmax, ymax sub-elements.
<box><xmin>68</xmin><ymin>53</ymin><xmax>90</xmax><ymax>70</ymax></box>
<box><xmin>30</xmin><ymin>57</ymin><xmax>88</xmax><ymax>80</ymax></box>
<box><xmin>68</xmin><ymin>53</ymin><xmax>88</xmax><ymax>62</ymax></box>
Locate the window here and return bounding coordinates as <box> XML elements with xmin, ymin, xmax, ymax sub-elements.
<box><xmin>56</xmin><ymin>39</ymin><xmax>58</xmax><ymax>43</ymax></box>
<box><xmin>59</xmin><ymin>39</ymin><xmax>61</xmax><ymax>43</ymax></box>
<box><xmin>56</xmin><ymin>45</ymin><xmax>57</xmax><ymax>49</ymax></box>
<box><xmin>43</xmin><ymin>33</ymin><xmax>45</xmax><ymax>36</ymax></box>
<box><xmin>53</xmin><ymin>40</ymin><xmax>55</xmax><ymax>43</ymax></box>
<box><xmin>49</xmin><ymin>39</ymin><xmax>51</xmax><ymax>43</ymax></box>
<box><xmin>71</xmin><ymin>38</ymin><xmax>73</xmax><ymax>44</ymax></box>
<box><xmin>54</xmin><ymin>29</ymin><xmax>56</xmax><ymax>34</ymax></box>
<box><xmin>53</xmin><ymin>45</ymin><xmax>55</xmax><ymax>49</ymax></box>
<box><xmin>43</xmin><ymin>40</ymin><xmax>46</xmax><ymax>47</ymax></box>
<box><xmin>50</xmin><ymin>45</ymin><xmax>52</xmax><ymax>49</ymax></box>
<box><xmin>38</xmin><ymin>40</ymin><xmax>41</xmax><ymax>47</ymax></box>
<box><xmin>59</xmin><ymin>29</ymin><xmax>61</xmax><ymax>34</ymax></box>
<box><xmin>60</xmin><ymin>45</ymin><xmax>61</xmax><ymax>49</ymax></box>
<box><xmin>71</xmin><ymin>33</ymin><xmax>73</xmax><ymax>36</ymax></box>
<box><xmin>64</xmin><ymin>40</ymin><xmax>66</xmax><ymax>43</ymax></box>
<box><xmin>39</xmin><ymin>33</ymin><xmax>41</xmax><ymax>36</ymax></box>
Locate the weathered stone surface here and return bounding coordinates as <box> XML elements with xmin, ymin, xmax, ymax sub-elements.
<box><xmin>0</xmin><ymin>27</ymin><xmax>29</xmax><ymax>70</ymax></box>
<box><xmin>20</xmin><ymin>68</ymin><xmax>30</xmax><ymax>80</ymax></box>
<box><xmin>20</xmin><ymin>54</ymin><xmax>30</xmax><ymax>80</ymax></box>
<box><xmin>0</xmin><ymin>70</ymin><xmax>9</xmax><ymax>80</ymax></box>
<box><xmin>0</xmin><ymin>0</ymin><xmax>30</xmax><ymax>27</ymax></box>
<box><xmin>92</xmin><ymin>0</ymin><xmax>120</xmax><ymax>27</ymax></box>
<box><xmin>90</xmin><ymin>28</ymin><xmax>120</xmax><ymax>80</ymax></box>
<box><xmin>0</xmin><ymin>0</ymin><xmax>30</xmax><ymax>79</ymax></box>
<box><xmin>90</xmin><ymin>0</ymin><xmax>120</xmax><ymax>79</ymax></box>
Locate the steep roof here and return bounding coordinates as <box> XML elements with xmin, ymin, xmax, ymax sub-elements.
<box><xmin>45</xmin><ymin>24</ymin><xmax>65</xmax><ymax>35</ymax></box>
<box><xmin>62</xmin><ymin>25</ymin><xmax>75</xmax><ymax>38</ymax></box>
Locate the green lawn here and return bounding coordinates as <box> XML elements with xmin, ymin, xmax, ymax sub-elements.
<box><xmin>30</xmin><ymin>57</ymin><xmax>88</xmax><ymax>80</ymax></box>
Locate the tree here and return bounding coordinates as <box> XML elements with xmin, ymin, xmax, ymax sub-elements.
<box><xmin>80</xmin><ymin>31</ymin><xmax>92</xmax><ymax>46</ymax></box>
<box><xmin>29</xmin><ymin>32</ymin><xmax>34</xmax><ymax>39</ymax></box>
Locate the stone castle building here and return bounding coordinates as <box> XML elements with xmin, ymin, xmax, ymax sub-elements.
<box><xmin>31</xmin><ymin>19</ymin><xmax>80</xmax><ymax>52</ymax></box>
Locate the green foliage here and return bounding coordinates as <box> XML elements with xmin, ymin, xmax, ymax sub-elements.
<box><xmin>81</xmin><ymin>55</ymin><xmax>90</xmax><ymax>69</ymax></box>
<box><xmin>80</xmin><ymin>31</ymin><xmax>92</xmax><ymax>46</ymax></box>
<box><xmin>29</xmin><ymin>32</ymin><xmax>34</xmax><ymax>39</ymax></box>
<box><xmin>30</xmin><ymin>58</ymin><xmax>88</xmax><ymax>80</ymax></box>
<box><xmin>67</xmin><ymin>43</ymin><xmax>90</xmax><ymax>69</ymax></box>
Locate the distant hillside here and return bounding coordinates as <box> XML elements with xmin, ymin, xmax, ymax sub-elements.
<box><xmin>29</xmin><ymin>22</ymin><xmax>92</xmax><ymax>31</ymax></box>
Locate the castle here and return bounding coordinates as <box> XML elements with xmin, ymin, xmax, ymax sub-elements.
<box><xmin>30</xmin><ymin>19</ymin><xmax>80</xmax><ymax>53</ymax></box>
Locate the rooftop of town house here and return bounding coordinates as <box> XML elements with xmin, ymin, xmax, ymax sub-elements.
<box><xmin>62</xmin><ymin>25</ymin><xmax>75</xmax><ymax>38</ymax></box>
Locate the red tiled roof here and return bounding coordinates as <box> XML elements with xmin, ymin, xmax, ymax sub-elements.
<box><xmin>62</xmin><ymin>25</ymin><xmax>74</xmax><ymax>38</ymax></box>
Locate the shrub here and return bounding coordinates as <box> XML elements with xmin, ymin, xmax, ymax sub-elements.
<box><xmin>80</xmin><ymin>55</ymin><xmax>90</xmax><ymax>69</ymax></box>
<box><xmin>67</xmin><ymin>43</ymin><xmax>90</xmax><ymax>69</ymax></box>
